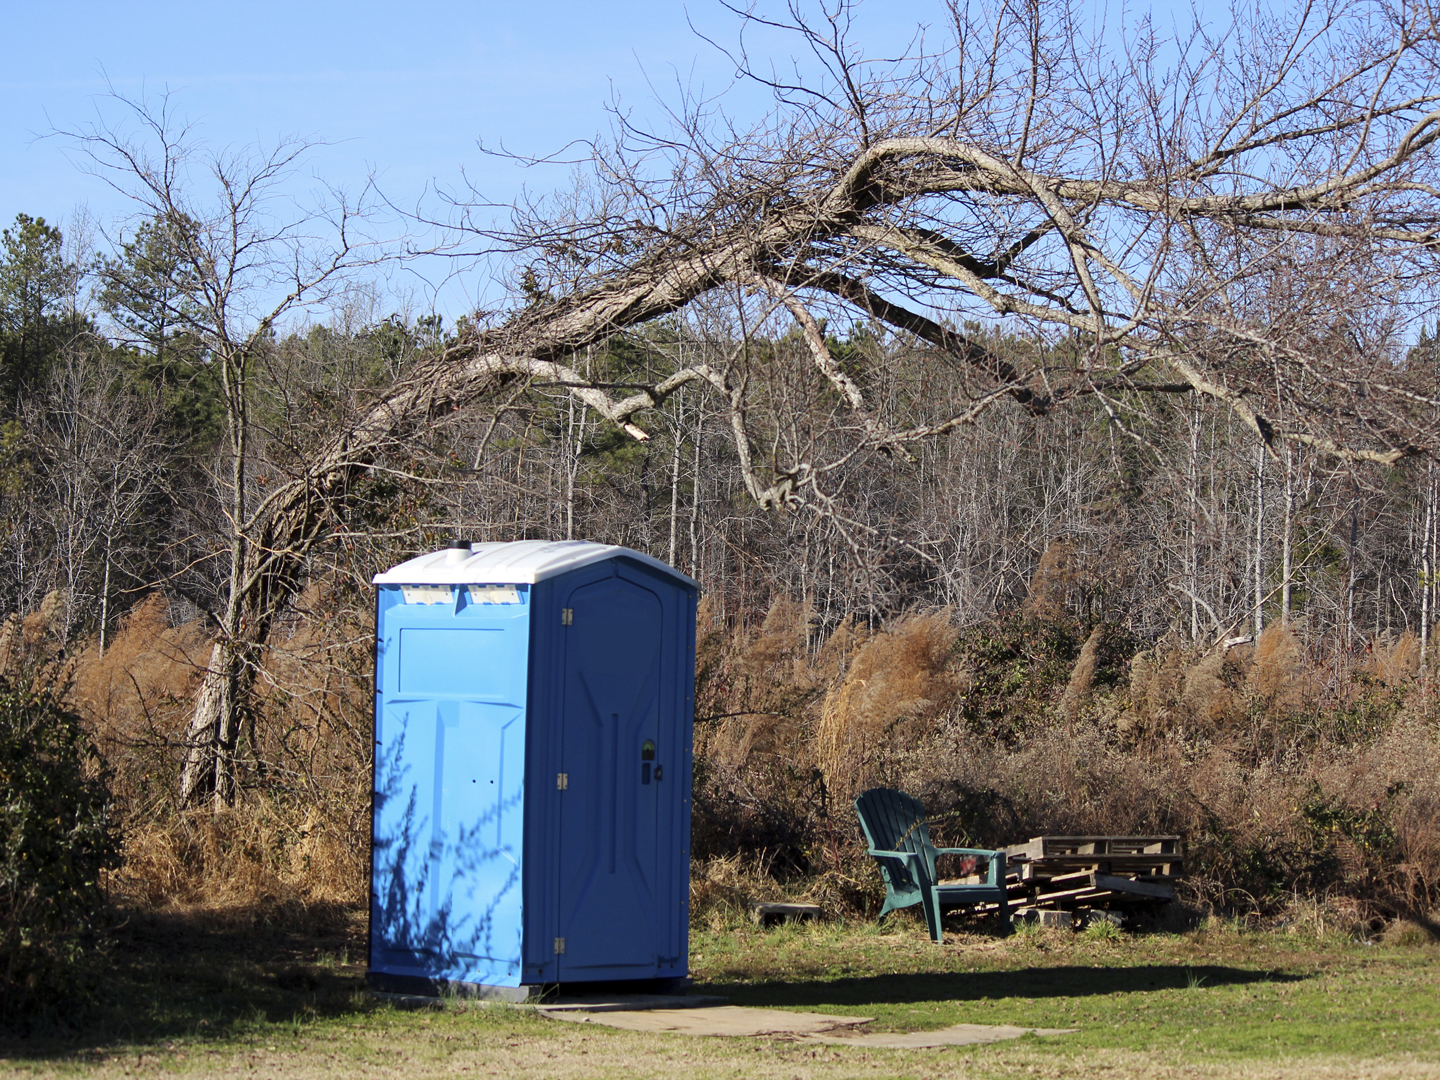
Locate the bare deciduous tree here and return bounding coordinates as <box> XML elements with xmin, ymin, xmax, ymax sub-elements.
<box><xmin>67</xmin><ymin>92</ymin><xmax>400</xmax><ymax>806</ymax></box>
<box><xmin>25</xmin><ymin>343</ymin><xmax>170</xmax><ymax>651</ymax></box>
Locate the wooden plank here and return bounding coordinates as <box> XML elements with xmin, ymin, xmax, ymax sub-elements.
<box><xmin>1012</xmin><ymin>855</ymin><xmax>1183</xmax><ymax>870</ymax></box>
<box><xmin>1027</xmin><ymin>882</ymin><xmax>1102</xmax><ymax>903</ymax></box>
<box><xmin>1021</xmin><ymin>888</ymin><xmax>1117</xmax><ymax>908</ymax></box>
<box><xmin>1002</xmin><ymin>836</ymin><xmax>1187</xmax><ymax>913</ymax></box>
<box><xmin>1031</xmin><ymin>873</ymin><xmax>1166</xmax><ymax>898</ymax></box>
<box><xmin>1023</xmin><ymin>869</ymin><xmax>1183</xmax><ymax>889</ymax></box>
<box><xmin>1004</xmin><ymin>839</ymin><xmax>1047</xmax><ymax>861</ymax></box>
<box><xmin>1094</xmin><ymin>873</ymin><xmax>1174</xmax><ymax>900</ymax></box>
<box><xmin>1017</xmin><ymin>908</ymin><xmax>1075</xmax><ymax>928</ymax></box>
<box><xmin>1024</xmin><ymin>851</ymin><xmax>1182</xmax><ymax>862</ymax></box>
<box><xmin>1007</xmin><ymin>853</ymin><xmax>1182</xmax><ymax>867</ymax></box>
<box><xmin>1035</xmin><ymin>869</ymin><xmax>1100</xmax><ymax>887</ymax></box>
<box><xmin>1031</xmin><ymin>840</ymin><xmax>1186</xmax><ymax>852</ymax></box>
<box><xmin>1028</xmin><ymin>867</ymin><xmax>1183</xmax><ymax>880</ymax></box>
<box><xmin>1035</xmin><ymin>888</ymin><xmax>1170</xmax><ymax>905</ymax></box>
<box><xmin>1005</xmin><ymin>836</ymin><xmax>1182</xmax><ymax>860</ymax></box>
<box><xmin>1033</xmin><ymin>869</ymin><xmax>1176</xmax><ymax>885</ymax></box>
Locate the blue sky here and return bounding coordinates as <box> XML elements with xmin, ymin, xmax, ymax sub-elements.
<box><xmin>4</xmin><ymin>2</ymin><xmax>753</xmax><ymax>315</ymax></box>
<box><xmin>7</xmin><ymin>2</ymin><xmax>744</xmax><ymax>211</ymax></box>
<box><xmin>2</xmin><ymin>0</ymin><xmax>1191</xmax><ymax>321</ymax></box>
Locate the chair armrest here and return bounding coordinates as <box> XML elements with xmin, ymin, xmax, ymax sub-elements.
<box><xmin>934</xmin><ymin>847</ymin><xmax>1003</xmax><ymax>857</ymax></box>
<box><xmin>867</xmin><ymin>848</ymin><xmax>922</xmax><ymax>862</ymax></box>
<box><xmin>868</xmin><ymin>847</ymin><xmax>935</xmax><ymax>888</ymax></box>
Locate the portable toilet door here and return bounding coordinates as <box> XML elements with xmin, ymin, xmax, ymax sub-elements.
<box><xmin>368</xmin><ymin>540</ymin><xmax>698</xmax><ymax>999</ymax></box>
<box><xmin>527</xmin><ymin>548</ymin><xmax>694</xmax><ymax>985</ymax></box>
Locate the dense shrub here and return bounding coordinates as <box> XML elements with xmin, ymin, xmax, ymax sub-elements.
<box><xmin>0</xmin><ymin>672</ymin><xmax>121</xmax><ymax>1024</ymax></box>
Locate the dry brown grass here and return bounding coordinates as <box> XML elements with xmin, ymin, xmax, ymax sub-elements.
<box><xmin>816</xmin><ymin>611</ymin><xmax>959</xmax><ymax>802</ymax></box>
<box><xmin>69</xmin><ymin>594</ymin><xmax>211</xmax><ymax>807</ymax></box>
<box><xmin>1369</xmin><ymin>632</ymin><xmax>1423</xmax><ymax>686</ymax></box>
<box><xmin>1123</xmin><ymin>639</ymin><xmax>1190</xmax><ymax>739</ymax></box>
<box><xmin>689</xmin><ymin>853</ymin><xmax>790</xmax><ymax>929</ymax></box>
<box><xmin>1380</xmin><ymin>916</ymin><xmax>1440</xmax><ymax>947</ymax></box>
<box><xmin>113</xmin><ymin>799</ymin><xmax>361</xmax><ymax>929</ymax></box>
<box><xmin>14</xmin><ymin>585</ymin><xmax>378</xmax><ymax>925</ymax></box>
<box><xmin>1057</xmin><ymin>625</ymin><xmax>1103</xmax><ymax>723</ymax></box>
<box><xmin>8</xmin><ymin>569</ymin><xmax>1437</xmax><ymax>933</ymax></box>
<box><xmin>693</xmin><ymin>596</ymin><xmax>1440</xmax><ymax>920</ymax></box>
<box><xmin>1250</xmin><ymin>623</ymin><xmax>1311</xmax><ymax>714</ymax></box>
<box><xmin>1023</xmin><ymin>540</ymin><xmax>1090</xmax><ymax>621</ymax></box>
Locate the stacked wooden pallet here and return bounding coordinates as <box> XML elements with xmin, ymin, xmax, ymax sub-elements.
<box><xmin>1001</xmin><ymin>836</ymin><xmax>1183</xmax><ymax>914</ymax></box>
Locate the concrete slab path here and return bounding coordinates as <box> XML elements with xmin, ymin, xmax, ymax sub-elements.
<box><xmin>539</xmin><ymin>1001</ymin><xmax>1077</xmax><ymax>1048</ymax></box>
<box><xmin>542</xmin><ymin>1004</ymin><xmax>870</xmax><ymax>1037</ymax></box>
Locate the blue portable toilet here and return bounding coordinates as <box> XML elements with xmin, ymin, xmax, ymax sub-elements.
<box><xmin>367</xmin><ymin>540</ymin><xmax>698</xmax><ymax>999</ymax></box>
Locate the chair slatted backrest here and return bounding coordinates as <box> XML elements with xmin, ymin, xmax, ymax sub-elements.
<box><xmin>854</xmin><ymin>787</ymin><xmax>937</xmax><ymax>892</ymax></box>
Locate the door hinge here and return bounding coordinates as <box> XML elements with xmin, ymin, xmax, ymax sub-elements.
<box><xmin>560</xmin><ymin>607</ymin><xmax>573</xmax><ymax>625</ymax></box>
<box><xmin>557</xmin><ymin>772</ymin><xmax>569</xmax><ymax>790</ymax></box>
<box><xmin>554</xmin><ymin>937</ymin><xmax>566</xmax><ymax>955</ymax></box>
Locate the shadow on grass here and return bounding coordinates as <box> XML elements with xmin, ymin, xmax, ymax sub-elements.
<box><xmin>710</xmin><ymin>964</ymin><xmax>1304</xmax><ymax>1010</ymax></box>
<box><xmin>0</xmin><ymin>902</ymin><xmax>374</xmax><ymax>1060</ymax></box>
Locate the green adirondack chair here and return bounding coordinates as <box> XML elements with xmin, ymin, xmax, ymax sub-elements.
<box><xmin>854</xmin><ymin>787</ymin><xmax>1010</xmax><ymax>942</ymax></box>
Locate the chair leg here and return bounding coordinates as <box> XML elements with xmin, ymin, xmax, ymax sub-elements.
<box><xmin>921</xmin><ymin>890</ymin><xmax>943</xmax><ymax>943</ymax></box>
<box><xmin>991</xmin><ymin>852</ymin><xmax>1011</xmax><ymax>935</ymax></box>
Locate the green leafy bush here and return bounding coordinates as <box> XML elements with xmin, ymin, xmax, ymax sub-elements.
<box><xmin>0</xmin><ymin>673</ymin><xmax>121</xmax><ymax>1024</ymax></box>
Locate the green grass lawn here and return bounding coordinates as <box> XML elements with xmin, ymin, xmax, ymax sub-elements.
<box><xmin>702</xmin><ymin>916</ymin><xmax>1440</xmax><ymax>1064</ymax></box>
<box><xmin>2</xmin><ymin>909</ymin><xmax>1437</xmax><ymax>1078</ymax></box>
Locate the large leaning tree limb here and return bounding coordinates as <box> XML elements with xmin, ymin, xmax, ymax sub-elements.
<box><xmin>78</xmin><ymin>0</ymin><xmax>1440</xmax><ymax>805</ymax></box>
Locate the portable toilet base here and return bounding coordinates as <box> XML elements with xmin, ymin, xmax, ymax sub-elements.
<box><xmin>368</xmin><ymin>541</ymin><xmax>698</xmax><ymax>998</ymax></box>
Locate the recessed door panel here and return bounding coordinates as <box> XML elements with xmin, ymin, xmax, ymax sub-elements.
<box><xmin>371</xmin><ymin>698</ymin><xmax>441</xmax><ymax>965</ymax></box>
<box><xmin>556</xmin><ymin>577</ymin><xmax>664</xmax><ymax>976</ymax></box>
<box><xmin>436</xmin><ymin>702</ymin><xmax>524</xmax><ymax>974</ymax></box>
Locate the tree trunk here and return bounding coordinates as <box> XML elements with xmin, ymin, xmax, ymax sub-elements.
<box><xmin>1281</xmin><ymin>445</ymin><xmax>1295</xmax><ymax>624</ymax></box>
<box><xmin>1347</xmin><ymin>483</ymin><xmax>1359</xmax><ymax>651</ymax></box>
<box><xmin>667</xmin><ymin>389</ymin><xmax>684</xmax><ymax>568</ymax></box>
<box><xmin>1187</xmin><ymin>405</ymin><xmax>1201</xmax><ymax>641</ymax></box>
<box><xmin>1422</xmin><ymin>461</ymin><xmax>1435</xmax><ymax>678</ymax></box>
<box><xmin>179</xmin><ymin>547</ymin><xmax>266</xmax><ymax>807</ymax></box>
<box><xmin>1254</xmin><ymin>443</ymin><xmax>1266</xmax><ymax>639</ymax></box>
<box><xmin>178</xmin><ymin>474</ymin><xmax>315</xmax><ymax>806</ymax></box>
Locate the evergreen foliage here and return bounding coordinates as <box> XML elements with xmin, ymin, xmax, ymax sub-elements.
<box><xmin>0</xmin><ymin>214</ymin><xmax>81</xmax><ymax>409</ymax></box>
<box><xmin>0</xmin><ymin>671</ymin><xmax>120</xmax><ymax>1025</ymax></box>
<box><xmin>97</xmin><ymin>215</ymin><xmax>223</xmax><ymax>449</ymax></box>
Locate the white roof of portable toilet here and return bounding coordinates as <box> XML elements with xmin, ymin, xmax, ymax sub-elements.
<box><xmin>373</xmin><ymin>540</ymin><xmax>698</xmax><ymax>588</ymax></box>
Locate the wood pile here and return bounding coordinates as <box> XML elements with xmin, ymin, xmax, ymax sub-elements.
<box><xmin>1003</xmin><ymin>836</ymin><xmax>1183</xmax><ymax>915</ymax></box>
